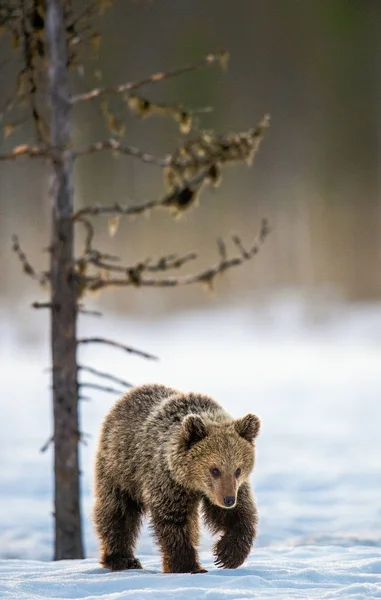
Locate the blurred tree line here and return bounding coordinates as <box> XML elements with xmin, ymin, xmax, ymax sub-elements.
<box><xmin>1</xmin><ymin>0</ymin><xmax>380</xmax><ymax>315</ymax></box>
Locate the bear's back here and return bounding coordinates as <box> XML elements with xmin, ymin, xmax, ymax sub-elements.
<box><xmin>95</xmin><ymin>384</ymin><xmax>178</xmax><ymax>494</ymax></box>
<box><xmin>148</xmin><ymin>392</ymin><xmax>228</xmax><ymax>432</ymax></box>
<box><xmin>109</xmin><ymin>384</ymin><xmax>177</xmax><ymax>427</ymax></box>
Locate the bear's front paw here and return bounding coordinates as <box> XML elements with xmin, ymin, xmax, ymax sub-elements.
<box><xmin>102</xmin><ymin>554</ymin><xmax>143</xmax><ymax>571</ymax></box>
<box><xmin>214</xmin><ymin>534</ymin><xmax>248</xmax><ymax>569</ymax></box>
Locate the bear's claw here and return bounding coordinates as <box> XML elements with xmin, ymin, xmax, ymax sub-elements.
<box><xmin>191</xmin><ymin>567</ymin><xmax>208</xmax><ymax>574</ymax></box>
<box><xmin>214</xmin><ymin>535</ymin><xmax>247</xmax><ymax>569</ymax></box>
<box><xmin>103</xmin><ymin>555</ymin><xmax>143</xmax><ymax>571</ymax></box>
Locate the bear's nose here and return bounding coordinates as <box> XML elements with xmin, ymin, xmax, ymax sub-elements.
<box><xmin>223</xmin><ymin>496</ymin><xmax>235</xmax><ymax>507</ymax></box>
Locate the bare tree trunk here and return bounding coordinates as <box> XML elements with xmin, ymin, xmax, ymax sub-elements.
<box><xmin>46</xmin><ymin>0</ymin><xmax>84</xmax><ymax>560</ymax></box>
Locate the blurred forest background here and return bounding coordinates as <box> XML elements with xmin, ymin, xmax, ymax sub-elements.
<box><xmin>1</xmin><ymin>0</ymin><xmax>381</xmax><ymax>327</ymax></box>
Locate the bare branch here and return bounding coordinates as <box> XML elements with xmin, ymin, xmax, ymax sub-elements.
<box><xmin>40</xmin><ymin>431</ymin><xmax>90</xmax><ymax>452</ymax></box>
<box><xmin>32</xmin><ymin>301</ymin><xmax>53</xmax><ymax>309</ymax></box>
<box><xmin>12</xmin><ymin>235</ymin><xmax>50</xmax><ymax>286</ymax></box>
<box><xmin>79</xmin><ymin>432</ymin><xmax>91</xmax><ymax>446</ymax></box>
<box><xmin>40</xmin><ymin>436</ymin><xmax>53</xmax><ymax>453</ymax></box>
<box><xmin>72</xmin><ymin>165</ymin><xmax>212</xmax><ymax>220</ymax></box>
<box><xmin>71</xmin><ymin>50</ymin><xmax>229</xmax><ymax>104</ymax></box>
<box><xmin>79</xmin><ymin>365</ymin><xmax>133</xmax><ymax>389</ymax></box>
<box><xmin>85</xmin><ymin>251</ymin><xmax>198</xmax><ymax>278</ymax></box>
<box><xmin>0</xmin><ymin>144</ymin><xmax>47</xmax><ymax>161</ymax></box>
<box><xmin>78</xmin><ymin>307</ymin><xmax>103</xmax><ymax>317</ymax></box>
<box><xmin>74</xmin><ymin>209</ymin><xmax>199</xmax><ymax>289</ymax></box>
<box><xmin>73</xmin><ymin>138</ymin><xmax>169</xmax><ymax>166</ymax></box>
<box><xmin>231</xmin><ymin>235</ymin><xmax>251</xmax><ymax>260</ymax></box>
<box><xmin>31</xmin><ymin>300</ymin><xmax>102</xmax><ymax>316</ymax></box>
<box><xmin>74</xmin><ymin>216</ymin><xmax>125</xmax><ymax>286</ymax></box>
<box><xmin>217</xmin><ymin>238</ymin><xmax>227</xmax><ymax>262</ymax></box>
<box><xmin>80</xmin><ymin>382</ymin><xmax>124</xmax><ymax>395</ymax></box>
<box><xmin>76</xmin><ymin>216</ymin><xmax>95</xmax><ymax>253</ymax></box>
<box><xmin>146</xmin><ymin>253</ymin><xmax>198</xmax><ymax>272</ymax></box>
<box><xmin>72</xmin><ymin>116</ymin><xmax>270</xmax><ymax>221</ymax></box>
<box><xmin>77</xmin><ymin>337</ymin><xmax>158</xmax><ymax>360</ymax></box>
<box><xmin>83</xmin><ymin>219</ymin><xmax>270</xmax><ymax>292</ymax></box>
<box><xmin>70</xmin><ymin>1</ymin><xmax>98</xmax><ymax>26</ymax></box>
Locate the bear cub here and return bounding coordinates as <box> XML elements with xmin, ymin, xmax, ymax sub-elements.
<box><xmin>94</xmin><ymin>384</ymin><xmax>260</xmax><ymax>573</ymax></box>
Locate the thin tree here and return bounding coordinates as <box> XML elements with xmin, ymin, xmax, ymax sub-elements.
<box><xmin>0</xmin><ymin>0</ymin><xmax>270</xmax><ymax>560</ymax></box>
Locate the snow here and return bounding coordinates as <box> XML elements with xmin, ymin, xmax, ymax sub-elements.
<box><xmin>1</xmin><ymin>295</ymin><xmax>381</xmax><ymax>599</ymax></box>
<box><xmin>1</xmin><ymin>548</ymin><xmax>381</xmax><ymax>599</ymax></box>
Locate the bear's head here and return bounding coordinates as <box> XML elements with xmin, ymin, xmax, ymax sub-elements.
<box><xmin>168</xmin><ymin>412</ymin><xmax>260</xmax><ymax>509</ymax></box>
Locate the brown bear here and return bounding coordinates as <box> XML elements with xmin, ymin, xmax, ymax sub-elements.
<box><xmin>93</xmin><ymin>383</ymin><xmax>260</xmax><ymax>573</ymax></box>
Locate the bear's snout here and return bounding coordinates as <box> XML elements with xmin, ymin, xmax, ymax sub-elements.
<box><xmin>223</xmin><ymin>495</ymin><xmax>236</xmax><ymax>508</ymax></box>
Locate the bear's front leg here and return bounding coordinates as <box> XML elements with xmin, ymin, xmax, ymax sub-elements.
<box><xmin>150</xmin><ymin>492</ymin><xmax>205</xmax><ymax>574</ymax></box>
<box><xmin>202</xmin><ymin>483</ymin><xmax>258</xmax><ymax>569</ymax></box>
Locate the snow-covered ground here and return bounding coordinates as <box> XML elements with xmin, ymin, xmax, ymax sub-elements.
<box><xmin>1</xmin><ymin>295</ymin><xmax>380</xmax><ymax>599</ymax></box>
<box><xmin>1</xmin><ymin>547</ymin><xmax>381</xmax><ymax>600</ymax></box>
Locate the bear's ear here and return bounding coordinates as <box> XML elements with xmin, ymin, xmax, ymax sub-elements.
<box><xmin>182</xmin><ymin>414</ymin><xmax>208</xmax><ymax>450</ymax></box>
<box><xmin>235</xmin><ymin>414</ymin><xmax>261</xmax><ymax>444</ymax></box>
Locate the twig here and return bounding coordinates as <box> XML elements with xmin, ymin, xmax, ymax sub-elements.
<box><xmin>74</xmin><ymin>212</ymin><xmax>198</xmax><ymax>286</ymax></box>
<box><xmin>79</xmin><ymin>365</ymin><xmax>133</xmax><ymax>388</ymax></box>
<box><xmin>80</xmin><ymin>382</ymin><xmax>124</xmax><ymax>395</ymax></box>
<box><xmin>76</xmin><ymin>216</ymin><xmax>95</xmax><ymax>253</ymax></box>
<box><xmin>231</xmin><ymin>235</ymin><xmax>251</xmax><ymax>260</ymax></box>
<box><xmin>40</xmin><ymin>436</ymin><xmax>53</xmax><ymax>453</ymax></box>
<box><xmin>77</xmin><ymin>337</ymin><xmax>158</xmax><ymax>360</ymax></box>
<box><xmin>72</xmin><ymin>166</ymin><xmax>211</xmax><ymax>220</ymax></box>
<box><xmin>69</xmin><ymin>1</ymin><xmax>98</xmax><ymax>27</ymax></box>
<box><xmin>83</xmin><ymin>219</ymin><xmax>270</xmax><ymax>292</ymax></box>
<box><xmin>217</xmin><ymin>238</ymin><xmax>227</xmax><ymax>262</ymax></box>
<box><xmin>71</xmin><ymin>50</ymin><xmax>229</xmax><ymax>104</ymax></box>
<box><xmin>41</xmin><ymin>431</ymin><xmax>90</xmax><ymax>452</ymax></box>
<box><xmin>79</xmin><ymin>432</ymin><xmax>92</xmax><ymax>446</ymax></box>
<box><xmin>0</xmin><ymin>144</ymin><xmax>47</xmax><ymax>161</ymax></box>
<box><xmin>31</xmin><ymin>300</ymin><xmax>102</xmax><ymax>316</ymax></box>
<box><xmin>78</xmin><ymin>307</ymin><xmax>103</xmax><ymax>317</ymax></box>
<box><xmin>76</xmin><ymin>216</ymin><xmax>118</xmax><ymax>261</ymax></box>
<box><xmin>12</xmin><ymin>235</ymin><xmax>50</xmax><ymax>286</ymax></box>
<box><xmin>86</xmin><ymin>251</ymin><xmax>198</xmax><ymax>277</ymax></box>
<box><xmin>146</xmin><ymin>253</ymin><xmax>198</xmax><ymax>272</ymax></box>
<box><xmin>73</xmin><ymin>139</ymin><xmax>169</xmax><ymax>165</ymax></box>
<box><xmin>32</xmin><ymin>301</ymin><xmax>53</xmax><ymax>309</ymax></box>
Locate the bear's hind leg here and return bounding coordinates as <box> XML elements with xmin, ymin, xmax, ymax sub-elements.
<box><xmin>94</xmin><ymin>487</ymin><xmax>144</xmax><ymax>571</ymax></box>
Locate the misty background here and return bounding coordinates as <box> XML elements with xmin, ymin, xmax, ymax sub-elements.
<box><xmin>1</xmin><ymin>0</ymin><xmax>380</xmax><ymax>330</ymax></box>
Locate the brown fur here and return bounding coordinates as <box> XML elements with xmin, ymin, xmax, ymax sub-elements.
<box><xmin>93</xmin><ymin>384</ymin><xmax>260</xmax><ymax>573</ymax></box>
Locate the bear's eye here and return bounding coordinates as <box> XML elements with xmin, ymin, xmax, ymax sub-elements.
<box><xmin>235</xmin><ymin>468</ymin><xmax>241</xmax><ymax>478</ymax></box>
<box><xmin>210</xmin><ymin>467</ymin><xmax>221</xmax><ymax>478</ymax></box>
